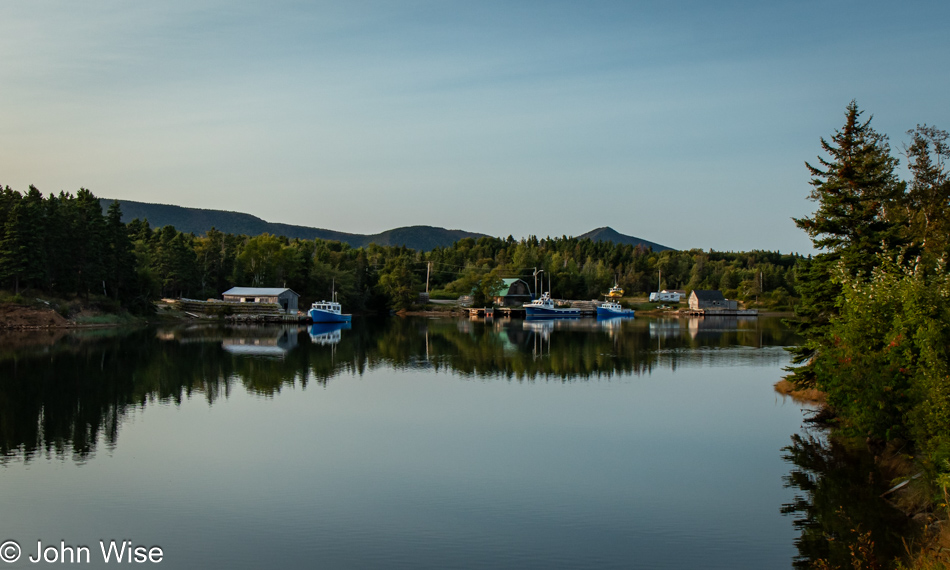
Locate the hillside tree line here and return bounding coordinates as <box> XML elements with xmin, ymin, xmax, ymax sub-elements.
<box><xmin>0</xmin><ymin>187</ymin><xmax>806</xmax><ymax>313</ymax></box>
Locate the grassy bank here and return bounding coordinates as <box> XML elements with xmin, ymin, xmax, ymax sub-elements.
<box><xmin>0</xmin><ymin>289</ymin><xmax>145</xmax><ymax>329</ymax></box>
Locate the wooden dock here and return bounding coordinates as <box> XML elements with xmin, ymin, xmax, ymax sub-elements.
<box><xmin>464</xmin><ymin>299</ymin><xmax>600</xmax><ymax>318</ymax></box>
<box><xmin>683</xmin><ymin>309</ymin><xmax>759</xmax><ymax>316</ymax></box>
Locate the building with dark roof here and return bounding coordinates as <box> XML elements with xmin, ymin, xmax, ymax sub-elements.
<box><xmin>492</xmin><ymin>278</ymin><xmax>532</xmax><ymax>307</ymax></box>
<box><xmin>688</xmin><ymin>290</ymin><xmax>738</xmax><ymax>311</ymax></box>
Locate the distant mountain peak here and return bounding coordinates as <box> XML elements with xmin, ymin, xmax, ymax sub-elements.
<box><xmin>577</xmin><ymin>227</ymin><xmax>671</xmax><ymax>252</ymax></box>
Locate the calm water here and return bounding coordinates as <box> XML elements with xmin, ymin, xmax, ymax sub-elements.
<box><xmin>0</xmin><ymin>317</ymin><xmax>908</xmax><ymax>569</ymax></box>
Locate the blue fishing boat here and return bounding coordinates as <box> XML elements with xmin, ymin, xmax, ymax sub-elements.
<box><xmin>597</xmin><ymin>299</ymin><xmax>635</xmax><ymax>318</ymax></box>
<box><xmin>524</xmin><ymin>292</ymin><xmax>581</xmax><ymax>318</ymax></box>
<box><xmin>308</xmin><ymin>297</ymin><xmax>351</xmax><ymax>323</ymax></box>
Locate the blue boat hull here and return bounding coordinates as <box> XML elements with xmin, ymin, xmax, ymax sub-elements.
<box><xmin>309</xmin><ymin>322</ymin><xmax>351</xmax><ymax>336</ymax></box>
<box><xmin>308</xmin><ymin>309</ymin><xmax>352</xmax><ymax>323</ymax></box>
<box><xmin>596</xmin><ymin>307</ymin><xmax>635</xmax><ymax>318</ymax></box>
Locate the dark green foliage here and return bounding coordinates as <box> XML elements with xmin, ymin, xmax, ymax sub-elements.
<box><xmin>73</xmin><ymin>188</ymin><xmax>108</xmax><ymax>298</ymax></box>
<box><xmin>794</xmin><ymin>101</ymin><xmax>905</xmax><ymax>263</ymax></box>
<box><xmin>103</xmin><ymin>201</ymin><xmax>137</xmax><ymax>304</ymax></box>
<box><xmin>785</xmin><ymin>255</ymin><xmax>841</xmax><ymax>387</ymax></box>
<box><xmin>789</xmin><ymin>102</ymin><xmax>950</xmax><ymax>472</ymax></box>
<box><xmin>376</xmin><ymin>254</ymin><xmax>420</xmax><ymax>310</ymax></box>
<box><xmin>426</xmin><ymin>235</ymin><xmax>800</xmax><ymax>305</ymax></box>
<box><xmin>789</xmin><ymin>102</ymin><xmax>909</xmax><ymax>386</ymax></box>
<box><xmin>903</xmin><ymin>125</ymin><xmax>950</xmax><ymax>260</ymax></box>
<box><xmin>0</xmin><ymin>189</ymin><xmax>30</xmax><ymax>293</ymax></box>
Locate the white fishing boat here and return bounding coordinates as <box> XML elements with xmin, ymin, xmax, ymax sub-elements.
<box><xmin>523</xmin><ymin>292</ymin><xmax>581</xmax><ymax>318</ymax></box>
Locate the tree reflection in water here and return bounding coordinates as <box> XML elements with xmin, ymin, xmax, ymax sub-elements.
<box><xmin>0</xmin><ymin>316</ymin><xmax>797</xmax><ymax>463</ymax></box>
<box><xmin>781</xmin><ymin>433</ymin><xmax>919</xmax><ymax>569</ymax></box>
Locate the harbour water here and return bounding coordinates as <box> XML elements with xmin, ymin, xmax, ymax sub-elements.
<box><xmin>0</xmin><ymin>317</ymin><xmax>907</xmax><ymax>568</ymax></box>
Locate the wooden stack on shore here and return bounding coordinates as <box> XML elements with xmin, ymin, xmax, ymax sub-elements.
<box><xmin>172</xmin><ymin>298</ymin><xmax>307</xmax><ymax>322</ymax></box>
<box><xmin>569</xmin><ymin>300</ymin><xmax>599</xmax><ymax>315</ymax></box>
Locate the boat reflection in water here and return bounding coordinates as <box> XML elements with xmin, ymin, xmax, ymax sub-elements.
<box><xmin>522</xmin><ymin>316</ymin><xmax>605</xmax><ymax>338</ymax></box>
<box><xmin>308</xmin><ymin>321</ymin><xmax>351</xmax><ymax>346</ymax></box>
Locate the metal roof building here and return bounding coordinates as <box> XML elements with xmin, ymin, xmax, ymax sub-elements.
<box><xmin>491</xmin><ymin>278</ymin><xmax>532</xmax><ymax>307</ymax></box>
<box><xmin>222</xmin><ymin>287</ymin><xmax>300</xmax><ymax>314</ymax></box>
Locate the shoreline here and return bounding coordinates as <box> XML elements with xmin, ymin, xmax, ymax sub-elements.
<box><xmin>775</xmin><ymin>376</ymin><xmax>950</xmax><ymax>567</ymax></box>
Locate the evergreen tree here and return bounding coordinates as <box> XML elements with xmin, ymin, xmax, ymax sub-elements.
<box><xmin>0</xmin><ymin>186</ymin><xmax>19</xmax><ymax>233</ymax></box>
<box><xmin>104</xmin><ymin>201</ymin><xmax>136</xmax><ymax>302</ymax></box>
<box><xmin>794</xmin><ymin>101</ymin><xmax>905</xmax><ymax>260</ymax></box>
<box><xmin>73</xmin><ymin>188</ymin><xmax>107</xmax><ymax>297</ymax></box>
<box><xmin>903</xmin><ymin>124</ymin><xmax>950</xmax><ymax>260</ymax></box>
<box><xmin>0</xmin><ymin>199</ymin><xmax>27</xmax><ymax>294</ymax></box>
<box><xmin>0</xmin><ymin>187</ymin><xmax>45</xmax><ymax>293</ymax></box>
<box><xmin>43</xmin><ymin>193</ymin><xmax>70</xmax><ymax>292</ymax></box>
<box><xmin>788</xmin><ymin>102</ymin><xmax>905</xmax><ymax>385</ymax></box>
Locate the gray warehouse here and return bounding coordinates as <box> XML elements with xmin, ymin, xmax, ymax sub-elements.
<box><xmin>222</xmin><ymin>287</ymin><xmax>300</xmax><ymax>314</ymax></box>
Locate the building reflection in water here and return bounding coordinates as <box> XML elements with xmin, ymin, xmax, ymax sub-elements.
<box><xmin>223</xmin><ymin>327</ymin><xmax>299</xmax><ymax>358</ymax></box>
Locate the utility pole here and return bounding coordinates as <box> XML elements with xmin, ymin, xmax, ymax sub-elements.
<box><xmin>756</xmin><ymin>270</ymin><xmax>762</xmax><ymax>306</ymax></box>
<box><xmin>533</xmin><ymin>267</ymin><xmax>544</xmax><ymax>298</ymax></box>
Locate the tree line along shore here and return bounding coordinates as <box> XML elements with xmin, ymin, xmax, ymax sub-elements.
<box><xmin>0</xmin><ymin>189</ymin><xmax>802</xmax><ymax>322</ymax></box>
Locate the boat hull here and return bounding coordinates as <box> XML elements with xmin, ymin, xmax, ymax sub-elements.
<box><xmin>308</xmin><ymin>309</ymin><xmax>352</xmax><ymax>323</ymax></box>
<box><xmin>525</xmin><ymin>306</ymin><xmax>581</xmax><ymax>318</ymax></box>
<box><xmin>597</xmin><ymin>307</ymin><xmax>635</xmax><ymax>318</ymax></box>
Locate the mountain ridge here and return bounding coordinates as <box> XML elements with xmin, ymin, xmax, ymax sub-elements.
<box><xmin>578</xmin><ymin>226</ymin><xmax>671</xmax><ymax>252</ymax></box>
<box><xmin>100</xmin><ymin>198</ymin><xmax>671</xmax><ymax>252</ymax></box>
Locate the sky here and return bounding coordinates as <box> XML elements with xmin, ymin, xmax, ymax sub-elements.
<box><xmin>1</xmin><ymin>1</ymin><xmax>948</xmax><ymax>253</ymax></box>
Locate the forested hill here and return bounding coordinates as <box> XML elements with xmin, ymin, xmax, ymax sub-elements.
<box><xmin>101</xmin><ymin>199</ymin><xmax>672</xmax><ymax>253</ymax></box>
<box><xmin>578</xmin><ymin>227</ymin><xmax>672</xmax><ymax>252</ymax></box>
<box><xmin>99</xmin><ymin>198</ymin><xmax>487</xmax><ymax>251</ymax></box>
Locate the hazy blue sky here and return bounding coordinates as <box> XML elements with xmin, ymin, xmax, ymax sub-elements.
<box><xmin>2</xmin><ymin>1</ymin><xmax>948</xmax><ymax>252</ymax></box>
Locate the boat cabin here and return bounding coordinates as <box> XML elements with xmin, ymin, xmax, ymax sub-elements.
<box><xmin>310</xmin><ymin>301</ymin><xmax>342</xmax><ymax>314</ymax></box>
